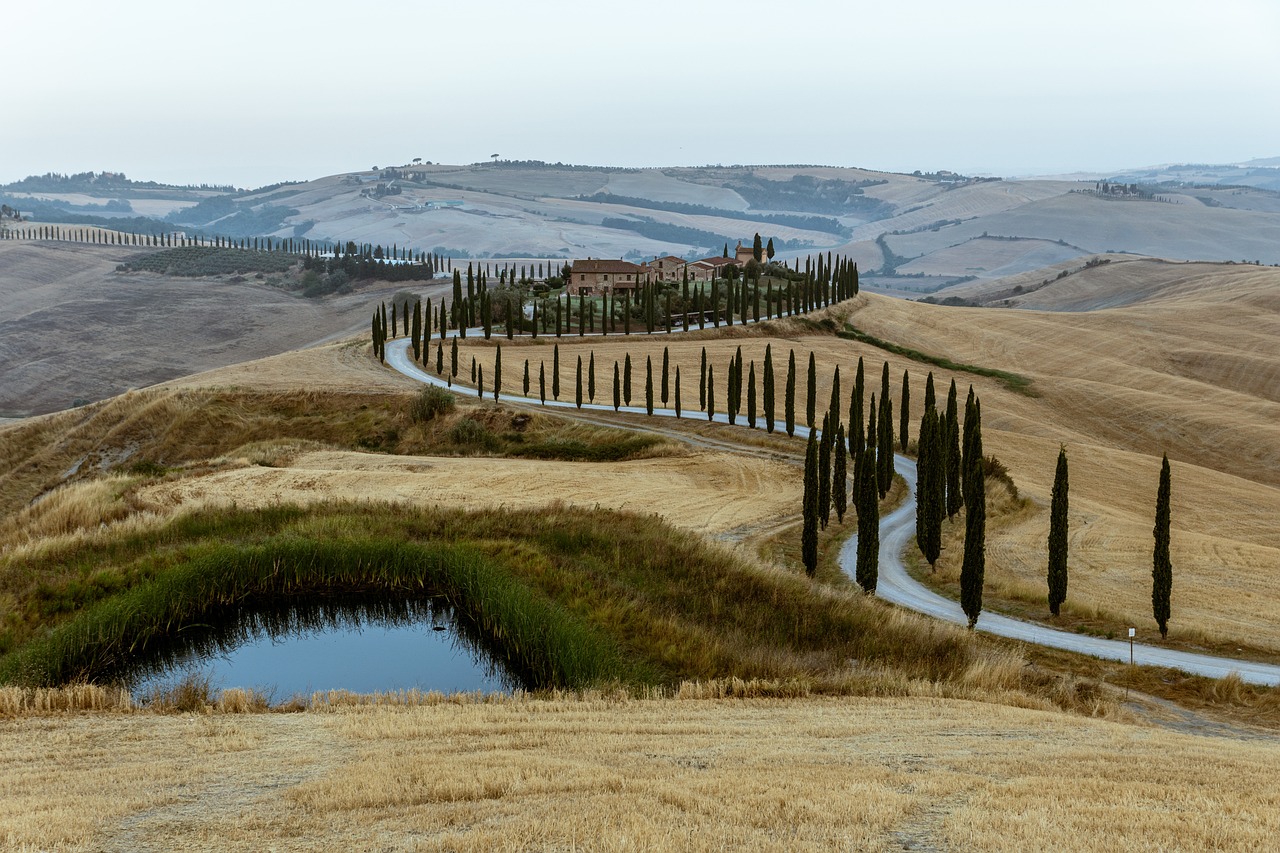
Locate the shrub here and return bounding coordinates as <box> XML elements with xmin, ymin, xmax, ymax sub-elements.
<box><xmin>409</xmin><ymin>386</ymin><xmax>455</xmax><ymax>423</ymax></box>
<box><xmin>449</xmin><ymin>417</ymin><xmax>500</xmax><ymax>450</ymax></box>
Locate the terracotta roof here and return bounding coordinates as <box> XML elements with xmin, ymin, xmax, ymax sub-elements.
<box><xmin>572</xmin><ymin>259</ymin><xmax>642</xmax><ymax>274</ymax></box>
<box><xmin>651</xmin><ymin>255</ymin><xmax>685</xmax><ymax>264</ymax></box>
<box><xmin>695</xmin><ymin>256</ymin><xmax>736</xmax><ymax>267</ymax></box>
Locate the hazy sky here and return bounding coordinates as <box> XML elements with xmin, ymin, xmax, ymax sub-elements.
<box><xmin>6</xmin><ymin>0</ymin><xmax>1279</xmax><ymax>188</ymax></box>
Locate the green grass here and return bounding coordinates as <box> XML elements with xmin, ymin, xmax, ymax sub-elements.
<box><xmin>837</xmin><ymin>324</ymin><xmax>1038</xmax><ymax>396</ymax></box>
<box><xmin>0</xmin><ymin>503</ymin><xmax>988</xmax><ymax>696</ymax></box>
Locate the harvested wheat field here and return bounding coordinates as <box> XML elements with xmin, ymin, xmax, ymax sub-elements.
<box><xmin>2</xmin><ymin>695</ymin><xmax>1279</xmax><ymax>851</ymax></box>
<box><xmin>136</xmin><ymin>448</ymin><xmax>798</xmax><ymax>538</ymax></box>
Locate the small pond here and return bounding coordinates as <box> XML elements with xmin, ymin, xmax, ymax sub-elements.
<box><xmin>126</xmin><ymin>596</ymin><xmax>521</xmax><ymax>701</ymax></box>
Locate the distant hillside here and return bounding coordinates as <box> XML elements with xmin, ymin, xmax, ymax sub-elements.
<box><xmin>8</xmin><ymin>160</ymin><xmax>1280</xmax><ymax>284</ymax></box>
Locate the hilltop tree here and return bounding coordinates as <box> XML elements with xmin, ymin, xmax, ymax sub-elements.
<box><xmin>856</xmin><ymin>444</ymin><xmax>879</xmax><ymax>593</ymax></box>
<box><xmin>960</xmin><ymin>398</ymin><xmax>985</xmax><ymax>628</ymax></box>
<box><xmin>752</xmin><ymin>232</ymin><xmax>763</xmax><ymax>263</ymax></box>
<box><xmin>801</xmin><ymin>431</ymin><xmax>819</xmax><ymax>577</ymax></box>
<box><xmin>1152</xmin><ymin>453</ymin><xmax>1173</xmax><ymax>638</ymax></box>
<box><xmin>766</xmin><ymin>237</ymin><xmax>775</xmax><ymax>262</ymax></box>
<box><xmin>1048</xmin><ymin>446</ymin><xmax>1070</xmax><ymax>617</ymax></box>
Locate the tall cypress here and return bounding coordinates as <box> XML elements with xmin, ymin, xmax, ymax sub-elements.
<box><xmin>1047</xmin><ymin>446</ymin><xmax>1070</xmax><ymax>617</ymax></box>
<box><xmin>588</xmin><ymin>351</ymin><xmax>596</xmax><ymax>403</ymax></box>
<box><xmin>552</xmin><ymin>344</ymin><xmax>561</xmax><ymax>400</ymax></box>
<box><xmin>699</xmin><ymin>347</ymin><xmax>707</xmax><ymax>410</ymax></box>
<box><xmin>856</xmin><ymin>444</ymin><xmax>879</xmax><ymax>593</ymax></box>
<box><xmin>576</xmin><ymin>355</ymin><xmax>583</xmax><ymax>409</ymax></box>
<box><xmin>1152</xmin><ymin>453</ymin><xmax>1173</xmax><ymax>638</ymax></box>
<box><xmin>747</xmin><ymin>361</ymin><xmax>757</xmax><ymax>429</ymax></box>
<box><xmin>523</xmin><ymin>359</ymin><xmax>530</xmax><ymax>396</ymax></box>
<box><xmin>624</xmin><ymin>353</ymin><xmax>632</xmax><ymax>406</ymax></box>
<box><xmin>675</xmin><ymin>367</ymin><xmax>682</xmax><ymax>419</ymax></box>
<box><xmin>450</xmin><ymin>337</ymin><xmax>459</xmax><ymax>378</ymax></box>
<box><xmin>900</xmin><ymin>369</ymin><xmax>911</xmax><ymax>451</ymax></box>
<box><xmin>806</xmin><ymin>352</ymin><xmax>817</xmax><ymax>428</ymax></box>
<box><xmin>850</xmin><ymin>356</ymin><xmax>865</xmax><ymax>463</ymax></box>
<box><xmin>833</xmin><ymin>423</ymin><xmax>847</xmax><ymax>523</ymax></box>
<box><xmin>960</xmin><ymin>399</ymin><xmax>986</xmax><ymax>629</ymax></box>
<box><xmin>763</xmin><ymin>344</ymin><xmax>775</xmax><ymax>433</ymax></box>
<box><xmin>539</xmin><ymin>362</ymin><xmax>546</xmax><ymax>405</ymax></box>
<box><xmin>801</xmin><ymin>431</ymin><xmax>819</xmax><ymax>577</ymax></box>
<box><xmin>944</xmin><ymin>380</ymin><xmax>963</xmax><ymax>517</ymax></box>
<box><xmin>436</xmin><ymin>342</ymin><xmax>444</xmax><ymax>376</ymax></box>
<box><xmin>785</xmin><ymin>350</ymin><xmax>797</xmax><ymax>436</ymax></box>
<box><xmin>818</xmin><ymin>413</ymin><xmax>832</xmax><ymax>529</ymax></box>
<box><xmin>828</xmin><ymin>366</ymin><xmax>841</xmax><ymax>432</ymax></box>
<box><xmin>877</xmin><ymin>390</ymin><xmax>893</xmax><ymax>499</ymax></box>
<box><xmin>916</xmin><ymin>407</ymin><xmax>943</xmax><ymax>569</ymax></box>
<box><xmin>661</xmin><ymin>346</ymin><xmax>670</xmax><ymax>404</ymax></box>
<box><xmin>613</xmin><ymin>362</ymin><xmax>621</xmax><ymax>411</ymax></box>
<box><xmin>494</xmin><ymin>345</ymin><xmax>502</xmax><ymax>400</ymax></box>
<box><xmin>706</xmin><ymin>365</ymin><xmax>715</xmax><ymax>422</ymax></box>
<box><xmin>645</xmin><ymin>356</ymin><xmax>654</xmax><ymax>415</ymax></box>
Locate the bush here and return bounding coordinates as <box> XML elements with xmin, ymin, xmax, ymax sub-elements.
<box><xmin>449</xmin><ymin>417</ymin><xmax>500</xmax><ymax>450</ymax></box>
<box><xmin>409</xmin><ymin>386</ymin><xmax>456</xmax><ymax>423</ymax></box>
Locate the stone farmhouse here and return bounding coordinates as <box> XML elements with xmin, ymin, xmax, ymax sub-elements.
<box><xmin>570</xmin><ymin>243</ymin><xmax>763</xmax><ymax>295</ymax></box>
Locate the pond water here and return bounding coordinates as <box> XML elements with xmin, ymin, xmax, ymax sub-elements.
<box><xmin>127</xmin><ymin>597</ymin><xmax>520</xmax><ymax>701</ymax></box>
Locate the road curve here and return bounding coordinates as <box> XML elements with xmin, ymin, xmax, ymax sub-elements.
<box><xmin>383</xmin><ymin>337</ymin><xmax>1280</xmax><ymax>686</ymax></box>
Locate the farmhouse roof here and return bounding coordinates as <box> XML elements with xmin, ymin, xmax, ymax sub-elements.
<box><xmin>572</xmin><ymin>259</ymin><xmax>642</xmax><ymax>274</ymax></box>
<box><xmin>695</xmin><ymin>256</ymin><xmax>736</xmax><ymax>267</ymax></box>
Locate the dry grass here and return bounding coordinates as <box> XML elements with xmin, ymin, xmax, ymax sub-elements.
<box><xmin>2</xmin><ymin>695</ymin><xmax>1278</xmax><ymax>851</ymax></box>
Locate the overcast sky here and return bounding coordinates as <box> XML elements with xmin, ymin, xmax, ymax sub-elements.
<box><xmin>6</xmin><ymin>0</ymin><xmax>1279</xmax><ymax>188</ymax></box>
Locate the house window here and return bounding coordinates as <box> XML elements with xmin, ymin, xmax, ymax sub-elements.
<box><xmin>604</xmin><ymin>274</ymin><xmax>609</xmax><ymax>281</ymax></box>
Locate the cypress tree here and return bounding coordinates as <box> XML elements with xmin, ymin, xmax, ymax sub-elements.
<box><xmin>494</xmin><ymin>345</ymin><xmax>502</xmax><ymax>400</ymax></box>
<box><xmin>726</xmin><ymin>357</ymin><xmax>737</xmax><ymax>425</ymax></box>
<box><xmin>645</xmin><ymin>356</ymin><xmax>654</xmax><ymax>415</ymax></box>
<box><xmin>877</xmin><ymin>390</ymin><xmax>893</xmax><ymax>499</ymax></box>
<box><xmin>801</xmin><ymin>431</ymin><xmax>819</xmax><ymax>577</ymax></box>
<box><xmin>1152</xmin><ymin>453</ymin><xmax>1173</xmax><ymax>638</ymax></box>
<box><xmin>661</xmin><ymin>346</ymin><xmax>670</xmax><ymax>404</ymax></box>
<box><xmin>833</xmin><ymin>423</ymin><xmax>848</xmax><ymax>523</ymax></box>
<box><xmin>436</xmin><ymin>342</ymin><xmax>444</xmax><ymax>376</ymax></box>
<box><xmin>785</xmin><ymin>350</ymin><xmax>797</xmax><ymax>436</ymax></box>
<box><xmin>763</xmin><ymin>344</ymin><xmax>775</xmax><ymax>433</ymax></box>
<box><xmin>960</xmin><ymin>399</ymin><xmax>985</xmax><ymax>629</ymax></box>
<box><xmin>944</xmin><ymin>380</ymin><xmax>963</xmax><ymax>517</ymax></box>
<box><xmin>476</xmin><ymin>364</ymin><xmax>484</xmax><ymax>398</ymax></box>
<box><xmin>450</xmin><ymin>337</ymin><xmax>458</xmax><ymax>378</ymax></box>
<box><xmin>539</xmin><ymin>362</ymin><xmax>546</xmax><ymax>405</ymax></box>
<box><xmin>675</xmin><ymin>367</ymin><xmax>682</xmax><ymax>418</ymax></box>
<box><xmin>851</xmin><ymin>356</ymin><xmax>865</xmax><ymax>463</ymax></box>
<box><xmin>624</xmin><ymin>353</ymin><xmax>632</xmax><ymax>405</ymax></box>
<box><xmin>699</xmin><ymin>347</ymin><xmax>707</xmax><ymax>410</ymax></box>
<box><xmin>706</xmin><ymin>365</ymin><xmax>715</xmax><ymax>422</ymax></box>
<box><xmin>806</xmin><ymin>351</ymin><xmax>817</xmax><ymax>428</ymax></box>
<box><xmin>916</xmin><ymin>407</ymin><xmax>943</xmax><ymax>569</ymax></box>
<box><xmin>747</xmin><ymin>361</ymin><xmax>757</xmax><ymax>429</ymax></box>
<box><xmin>576</xmin><ymin>355</ymin><xmax>583</xmax><ymax>408</ymax></box>
<box><xmin>523</xmin><ymin>359</ymin><xmax>530</xmax><ymax>397</ymax></box>
<box><xmin>924</xmin><ymin>371</ymin><xmax>936</xmax><ymax>413</ymax></box>
<box><xmin>391</xmin><ymin>302</ymin><xmax>398</xmax><ymax>338</ymax></box>
<box><xmin>856</xmin><ymin>444</ymin><xmax>879</xmax><ymax>593</ymax></box>
<box><xmin>828</xmin><ymin>366</ymin><xmax>841</xmax><ymax>432</ymax></box>
<box><xmin>818</xmin><ymin>413</ymin><xmax>832</xmax><ymax>529</ymax></box>
<box><xmin>900</xmin><ymin>369</ymin><xmax>911</xmax><ymax>451</ymax></box>
<box><xmin>471</xmin><ymin>357</ymin><xmax>477</xmax><ymax>383</ymax></box>
<box><xmin>589</xmin><ymin>351</ymin><xmax>596</xmax><ymax>403</ymax></box>
<box><xmin>733</xmin><ymin>346</ymin><xmax>744</xmax><ymax>420</ymax></box>
<box><xmin>553</xmin><ymin>344</ymin><xmax>561</xmax><ymax>399</ymax></box>
<box><xmin>613</xmin><ymin>362</ymin><xmax>621</xmax><ymax>411</ymax></box>
<box><xmin>1048</xmin><ymin>446</ymin><xmax>1070</xmax><ymax>617</ymax></box>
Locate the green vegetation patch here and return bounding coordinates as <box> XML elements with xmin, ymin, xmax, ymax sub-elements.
<box><xmin>837</xmin><ymin>324</ymin><xmax>1037</xmax><ymax>396</ymax></box>
<box><xmin>119</xmin><ymin>246</ymin><xmax>298</xmax><ymax>277</ymax></box>
<box><xmin>0</xmin><ymin>504</ymin><xmax>984</xmax><ymax>694</ymax></box>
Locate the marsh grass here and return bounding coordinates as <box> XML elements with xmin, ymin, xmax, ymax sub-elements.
<box><xmin>0</xmin><ymin>502</ymin><xmax>1108</xmax><ymax>714</ymax></box>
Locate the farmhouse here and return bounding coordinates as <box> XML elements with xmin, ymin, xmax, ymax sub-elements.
<box><xmin>734</xmin><ymin>241</ymin><xmax>759</xmax><ymax>267</ymax></box>
<box><xmin>644</xmin><ymin>255</ymin><xmax>689</xmax><ymax>283</ymax></box>
<box><xmin>569</xmin><ymin>258</ymin><xmax>644</xmax><ymax>295</ymax></box>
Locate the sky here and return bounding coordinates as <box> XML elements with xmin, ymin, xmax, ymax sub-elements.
<box><xmin>5</xmin><ymin>0</ymin><xmax>1279</xmax><ymax>189</ymax></box>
